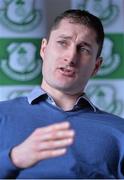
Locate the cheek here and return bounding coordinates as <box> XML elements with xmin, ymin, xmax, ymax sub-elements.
<box><xmin>45</xmin><ymin>46</ymin><xmax>58</xmax><ymax>61</ymax></box>
<box><xmin>43</xmin><ymin>55</ymin><xmax>56</xmax><ymax>75</ymax></box>
<box><xmin>79</xmin><ymin>62</ymin><xmax>95</xmax><ymax>76</ymax></box>
<box><xmin>45</xmin><ymin>52</ymin><xmax>60</xmax><ymax>69</ymax></box>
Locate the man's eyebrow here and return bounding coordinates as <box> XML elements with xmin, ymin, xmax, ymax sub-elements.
<box><xmin>79</xmin><ymin>41</ymin><xmax>92</xmax><ymax>49</ymax></box>
<box><xmin>57</xmin><ymin>35</ymin><xmax>72</xmax><ymax>40</ymax></box>
<box><xmin>57</xmin><ymin>35</ymin><xmax>92</xmax><ymax>48</ymax></box>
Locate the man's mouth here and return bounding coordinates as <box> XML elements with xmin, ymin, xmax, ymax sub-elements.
<box><xmin>58</xmin><ymin>67</ymin><xmax>75</xmax><ymax>77</ymax></box>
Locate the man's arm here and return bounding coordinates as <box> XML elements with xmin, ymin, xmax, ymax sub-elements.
<box><xmin>11</xmin><ymin>121</ymin><xmax>75</xmax><ymax>169</ymax></box>
<box><xmin>0</xmin><ymin>121</ymin><xmax>74</xmax><ymax>178</ymax></box>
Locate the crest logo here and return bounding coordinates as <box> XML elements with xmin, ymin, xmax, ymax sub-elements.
<box><xmin>0</xmin><ymin>0</ymin><xmax>42</xmax><ymax>32</ymax></box>
<box><xmin>0</xmin><ymin>42</ymin><xmax>41</xmax><ymax>81</ymax></box>
<box><xmin>97</xmin><ymin>37</ymin><xmax>120</xmax><ymax>76</ymax></box>
<box><xmin>7</xmin><ymin>88</ymin><xmax>33</xmax><ymax>100</ymax></box>
<box><xmin>87</xmin><ymin>83</ymin><xmax>123</xmax><ymax>116</ymax></box>
<box><xmin>77</xmin><ymin>0</ymin><xmax>119</xmax><ymax>26</ymax></box>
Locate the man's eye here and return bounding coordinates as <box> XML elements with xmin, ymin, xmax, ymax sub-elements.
<box><xmin>79</xmin><ymin>47</ymin><xmax>91</xmax><ymax>54</ymax></box>
<box><xmin>57</xmin><ymin>41</ymin><xmax>68</xmax><ymax>47</ymax></box>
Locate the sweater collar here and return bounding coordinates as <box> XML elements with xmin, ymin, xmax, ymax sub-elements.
<box><xmin>27</xmin><ymin>86</ymin><xmax>96</xmax><ymax>112</ymax></box>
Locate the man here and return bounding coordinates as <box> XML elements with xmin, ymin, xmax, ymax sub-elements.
<box><xmin>0</xmin><ymin>9</ymin><xmax>124</xmax><ymax>179</ymax></box>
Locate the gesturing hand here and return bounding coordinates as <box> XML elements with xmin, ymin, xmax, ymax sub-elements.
<box><xmin>11</xmin><ymin>121</ymin><xmax>75</xmax><ymax>168</ymax></box>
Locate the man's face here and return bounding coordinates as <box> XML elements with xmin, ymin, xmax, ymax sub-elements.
<box><xmin>40</xmin><ymin>19</ymin><xmax>102</xmax><ymax>94</ymax></box>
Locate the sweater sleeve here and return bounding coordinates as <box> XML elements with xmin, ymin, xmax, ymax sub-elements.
<box><xmin>0</xmin><ymin>114</ymin><xmax>21</xmax><ymax>178</ymax></box>
<box><xmin>0</xmin><ymin>148</ymin><xmax>21</xmax><ymax>178</ymax></box>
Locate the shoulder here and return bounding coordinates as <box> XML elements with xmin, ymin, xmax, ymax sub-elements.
<box><xmin>71</xmin><ymin>108</ymin><xmax>124</xmax><ymax>132</ymax></box>
<box><xmin>95</xmin><ymin>108</ymin><xmax>124</xmax><ymax>121</ymax></box>
<box><xmin>0</xmin><ymin>97</ymin><xmax>28</xmax><ymax>114</ymax></box>
<box><xmin>0</xmin><ymin>97</ymin><xmax>31</xmax><ymax>128</ymax></box>
<box><xmin>91</xmin><ymin>108</ymin><xmax>124</xmax><ymax>131</ymax></box>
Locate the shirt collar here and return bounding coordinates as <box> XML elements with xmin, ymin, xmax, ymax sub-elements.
<box><xmin>27</xmin><ymin>86</ymin><xmax>96</xmax><ymax>112</ymax></box>
<box><xmin>27</xmin><ymin>86</ymin><xmax>46</xmax><ymax>104</ymax></box>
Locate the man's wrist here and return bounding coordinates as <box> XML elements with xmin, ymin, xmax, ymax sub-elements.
<box><xmin>9</xmin><ymin>147</ymin><xmax>23</xmax><ymax>169</ymax></box>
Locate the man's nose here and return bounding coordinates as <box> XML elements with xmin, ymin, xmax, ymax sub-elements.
<box><xmin>64</xmin><ymin>47</ymin><xmax>77</xmax><ymax>65</ymax></box>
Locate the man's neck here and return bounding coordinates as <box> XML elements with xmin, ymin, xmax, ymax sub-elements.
<box><xmin>41</xmin><ymin>83</ymin><xmax>83</xmax><ymax>111</ymax></box>
<box><xmin>51</xmin><ymin>92</ymin><xmax>81</xmax><ymax>111</ymax></box>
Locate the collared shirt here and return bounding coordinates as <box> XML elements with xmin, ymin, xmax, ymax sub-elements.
<box><xmin>27</xmin><ymin>86</ymin><xmax>96</xmax><ymax>112</ymax></box>
<box><xmin>0</xmin><ymin>87</ymin><xmax>124</xmax><ymax>179</ymax></box>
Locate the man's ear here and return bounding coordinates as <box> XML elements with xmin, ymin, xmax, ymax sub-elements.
<box><xmin>91</xmin><ymin>57</ymin><xmax>103</xmax><ymax>76</ymax></box>
<box><xmin>40</xmin><ymin>38</ymin><xmax>48</xmax><ymax>60</ymax></box>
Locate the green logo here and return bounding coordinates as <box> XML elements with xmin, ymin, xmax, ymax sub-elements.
<box><xmin>97</xmin><ymin>38</ymin><xmax>120</xmax><ymax>76</ymax></box>
<box><xmin>0</xmin><ymin>0</ymin><xmax>42</xmax><ymax>32</ymax></box>
<box><xmin>77</xmin><ymin>0</ymin><xmax>119</xmax><ymax>26</ymax></box>
<box><xmin>0</xmin><ymin>42</ymin><xmax>41</xmax><ymax>81</ymax></box>
<box><xmin>87</xmin><ymin>83</ymin><xmax>123</xmax><ymax>116</ymax></box>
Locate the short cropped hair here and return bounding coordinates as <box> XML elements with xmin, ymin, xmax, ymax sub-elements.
<box><xmin>48</xmin><ymin>9</ymin><xmax>104</xmax><ymax>58</ymax></box>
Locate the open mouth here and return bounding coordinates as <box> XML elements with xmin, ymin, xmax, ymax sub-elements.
<box><xmin>59</xmin><ymin>67</ymin><xmax>75</xmax><ymax>77</ymax></box>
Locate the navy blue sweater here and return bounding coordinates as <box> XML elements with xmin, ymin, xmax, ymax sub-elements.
<box><xmin>0</xmin><ymin>95</ymin><xmax>124</xmax><ymax>179</ymax></box>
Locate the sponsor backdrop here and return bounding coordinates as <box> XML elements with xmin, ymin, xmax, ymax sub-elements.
<box><xmin>0</xmin><ymin>0</ymin><xmax>124</xmax><ymax>118</ymax></box>
<box><xmin>0</xmin><ymin>0</ymin><xmax>46</xmax><ymax>100</ymax></box>
<box><xmin>72</xmin><ymin>0</ymin><xmax>124</xmax><ymax>118</ymax></box>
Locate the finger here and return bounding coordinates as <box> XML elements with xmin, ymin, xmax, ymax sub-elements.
<box><xmin>40</xmin><ymin>129</ymin><xmax>75</xmax><ymax>141</ymax></box>
<box><xmin>38</xmin><ymin>148</ymin><xmax>67</xmax><ymax>160</ymax></box>
<box><xmin>40</xmin><ymin>121</ymin><xmax>71</xmax><ymax>134</ymax></box>
<box><xmin>38</xmin><ymin>138</ymin><xmax>74</xmax><ymax>151</ymax></box>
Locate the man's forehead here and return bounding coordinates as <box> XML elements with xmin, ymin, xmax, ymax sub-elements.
<box><xmin>56</xmin><ymin>19</ymin><xmax>83</xmax><ymax>29</ymax></box>
<box><xmin>49</xmin><ymin>19</ymin><xmax>97</xmax><ymax>44</ymax></box>
<box><xmin>51</xmin><ymin>26</ymin><xmax>96</xmax><ymax>41</ymax></box>
<box><xmin>52</xmin><ymin>19</ymin><xmax>96</xmax><ymax>36</ymax></box>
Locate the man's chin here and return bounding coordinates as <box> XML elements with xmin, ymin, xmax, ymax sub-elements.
<box><xmin>54</xmin><ymin>85</ymin><xmax>78</xmax><ymax>94</ymax></box>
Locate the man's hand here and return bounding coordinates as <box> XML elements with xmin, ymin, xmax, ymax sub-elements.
<box><xmin>10</xmin><ymin>121</ymin><xmax>75</xmax><ymax>168</ymax></box>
